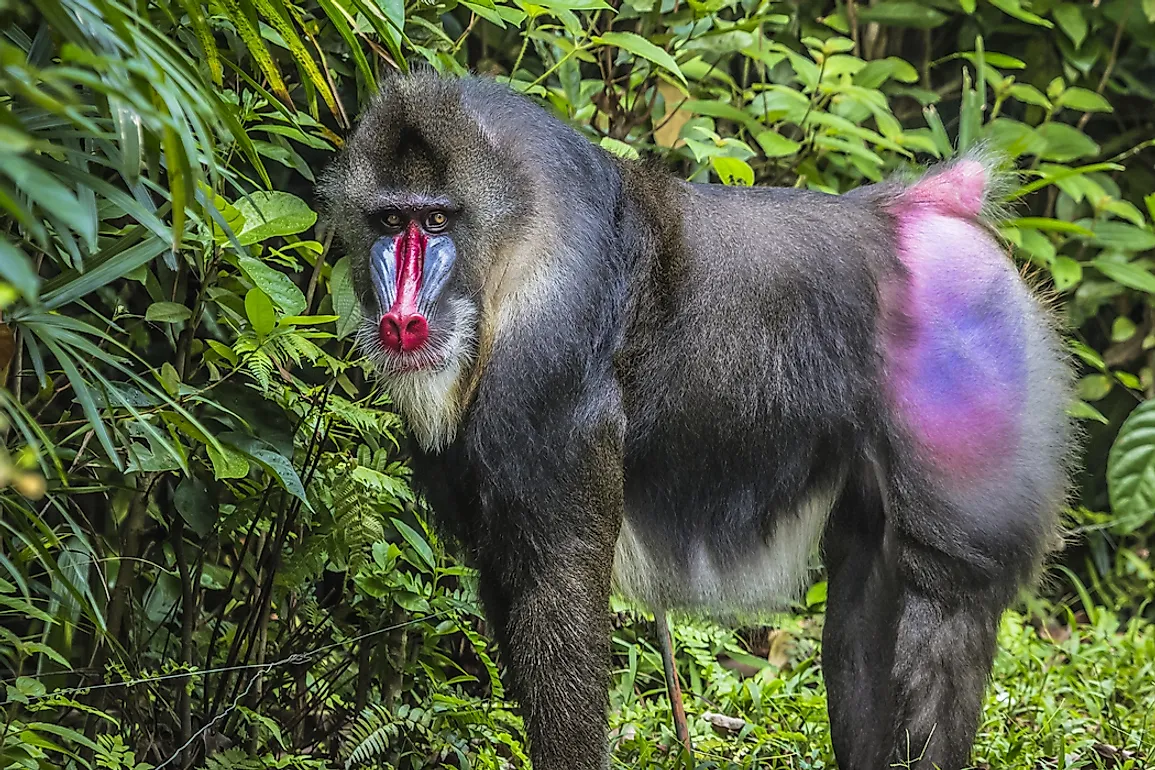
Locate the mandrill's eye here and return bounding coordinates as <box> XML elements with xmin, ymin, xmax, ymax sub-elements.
<box><xmin>382</xmin><ymin>210</ymin><xmax>405</xmax><ymax>231</ymax></box>
<box><xmin>425</xmin><ymin>210</ymin><xmax>449</xmax><ymax>233</ymax></box>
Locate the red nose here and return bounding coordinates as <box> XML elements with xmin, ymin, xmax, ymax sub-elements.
<box><xmin>380</xmin><ymin>312</ymin><xmax>429</xmax><ymax>353</ymax></box>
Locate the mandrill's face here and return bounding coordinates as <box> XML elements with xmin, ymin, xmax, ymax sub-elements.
<box><xmin>356</xmin><ymin>191</ymin><xmax>472</xmax><ymax>375</ymax></box>
<box><xmin>320</xmin><ymin>76</ymin><xmax>529</xmax><ymax>449</ymax></box>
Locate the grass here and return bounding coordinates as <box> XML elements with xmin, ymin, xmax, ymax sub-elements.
<box><xmin>604</xmin><ymin>604</ymin><xmax>1154</xmax><ymax>769</ymax></box>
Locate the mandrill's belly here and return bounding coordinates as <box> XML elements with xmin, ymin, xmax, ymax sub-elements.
<box><xmin>610</xmin><ymin>480</ymin><xmax>842</xmax><ymax>615</ymax></box>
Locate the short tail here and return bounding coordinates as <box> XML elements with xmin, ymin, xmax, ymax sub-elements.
<box><xmin>877</xmin><ymin>148</ymin><xmax>1014</xmax><ymax>223</ymax></box>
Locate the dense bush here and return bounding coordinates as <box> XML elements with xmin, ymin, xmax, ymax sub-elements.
<box><xmin>1</xmin><ymin>0</ymin><xmax>1153</xmax><ymax>767</ymax></box>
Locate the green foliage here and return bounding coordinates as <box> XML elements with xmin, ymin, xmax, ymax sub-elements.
<box><xmin>1</xmin><ymin>0</ymin><xmax>1153</xmax><ymax>767</ymax></box>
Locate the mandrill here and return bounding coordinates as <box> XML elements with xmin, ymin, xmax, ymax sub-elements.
<box><xmin>321</xmin><ymin>71</ymin><xmax>1074</xmax><ymax>770</ymax></box>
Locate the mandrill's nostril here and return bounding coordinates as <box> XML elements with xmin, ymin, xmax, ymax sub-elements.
<box><xmin>401</xmin><ymin>315</ymin><xmax>429</xmax><ymax>350</ymax></box>
<box><xmin>380</xmin><ymin>312</ymin><xmax>429</xmax><ymax>353</ymax></box>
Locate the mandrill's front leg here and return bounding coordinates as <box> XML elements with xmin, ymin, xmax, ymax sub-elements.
<box><xmin>474</xmin><ymin>420</ymin><xmax>624</xmax><ymax>770</ymax></box>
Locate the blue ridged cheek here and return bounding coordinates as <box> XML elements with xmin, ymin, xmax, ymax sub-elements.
<box><xmin>369</xmin><ymin>236</ymin><xmax>398</xmax><ymax>312</ymax></box>
<box><xmin>421</xmin><ymin>236</ymin><xmax>457</xmax><ymax>304</ymax></box>
<box><xmin>368</xmin><ymin>234</ymin><xmax>457</xmax><ymax>315</ymax></box>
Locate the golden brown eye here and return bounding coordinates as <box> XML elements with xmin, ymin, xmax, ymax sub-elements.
<box><xmin>425</xmin><ymin>210</ymin><xmax>448</xmax><ymax>233</ymax></box>
<box><xmin>382</xmin><ymin>211</ymin><xmax>405</xmax><ymax>230</ymax></box>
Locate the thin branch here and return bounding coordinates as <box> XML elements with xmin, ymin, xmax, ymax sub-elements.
<box><xmin>1077</xmin><ymin>0</ymin><xmax>1129</xmax><ymax>131</ymax></box>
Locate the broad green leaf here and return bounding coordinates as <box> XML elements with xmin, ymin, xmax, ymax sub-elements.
<box><xmin>38</xmin><ymin>336</ymin><xmax>120</xmax><ymax>469</ymax></box>
<box><xmin>1013</xmin><ymin>162</ymin><xmax>1125</xmax><ymax>198</ymax></box>
<box><xmin>1092</xmin><ymin>258</ymin><xmax>1155</xmax><ymax>294</ymax></box>
<box><xmin>599</xmin><ymin>137</ymin><xmax>640</xmax><ymax>160</ymax></box>
<box><xmin>1053</xmin><ymin>3</ymin><xmax>1087</xmax><ymax>48</ymax></box>
<box><xmin>279</xmin><ymin>315</ymin><xmax>339</xmax><ymax>326</ymax></box>
<box><xmin>1112</xmin><ymin>317</ymin><xmax>1138</xmax><ymax>342</ymax></box>
<box><xmin>206</xmin><ymin>340</ymin><xmax>238</xmax><ymax>365</ymax></box>
<box><xmin>1118</xmin><ymin>371</ymin><xmax>1142</xmax><ymax>390</ymax></box>
<box><xmin>207</xmin><ymin>188</ymin><xmax>247</xmax><ymax>246</ymax></box>
<box><xmin>245</xmin><ymin>287</ymin><xmax>276</xmax><ymax>336</ymax></box>
<box><xmin>1050</xmin><ymin>256</ymin><xmax>1082</xmax><ymax>290</ymax></box>
<box><xmin>988</xmin><ymin>0</ymin><xmax>1053</xmax><ymax>27</ymax></box>
<box><xmin>174</xmin><ymin>475</ymin><xmax>216</xmax><ymax>536</ymax></box>
<box><xmin>233</xmin><ymin>191</ymin><xmax>317</xmax><ymax>246</ymax></box>
<box><xmin>331</xmin><ymin>257</ymin><xmax>361</xmax><ymax>339</ymax></box>
<box><xmin>1083</xmin><ymin>223</ymin><xmax>1155</xmax><ymax>252</ymax></box>
<box><xmin>0</xmin><ymin>155</ymin><xmax>95</xmax><ymax>246</ymax></box>
<box><xmin>681</xmin><ymin>99</ymin><xmax>762</xmax><ymax>132</ymax></box>
<box><xmin>1107</xmin><ymin>399</ymin><xmax>1155</xmax><ymax>534</ymax></box>
<box><xmin>1077</xmin><ymin>374</ymin><xmax>1113</xmax><ymax>401</ymax></box>
<box><xmin>595</xmin><ymin>32</ymin><xmax>686</xmax><ymax>85</ymax></box>
<box><xmin>461</xmin><ymin>0</ymin><xmax>507</xmax><ymax>26</ymax></box>
<box><xmin>985</xmin><ymin>118</ymin><xmax>1045</xmax><ymax>157</ymax></box>
<box><xmin>1103</xmin><ymin>199</ymin><xmax>1147</xmax><ymax>227</ymax></box>
<box><xmin>239</xmin><ymin>256</ymin><xmax>307</xmax><ymax>315</ymax></box>
<box><xmin>755</xmin><ymin>131</ymin><xmax>802</xmax><ymax>158</ymax></box>
<box><xmin>1008</xmin><ymin>83</ymin><xmax>1051</xmax><ymax>108</ymax></box>
<box><xmin>221</xmin><ymin>432</ymin><xmax>312</xmax><ymax>510</ymax></box>
<box><xmin>710</xmin><ymin>157</ymin><xmax>754</xmax><ymax>186</ymax></box>
<box><xmin>749</xmin><ymin>88</ymin><xmax>810</xmax><ymax>123</ymax></box>
<box><xmin>218</xmin><ymin>0</ymin><xmax>291</xmax><ymax>104</ymax></box>
<box><xmin>812</xmin><ymin>134</ymin><xmax>883</xmax><ymax>166</ymax></box>
<box><xmin>145</xmin><ymin>302</ymin><xmax>193</xmax><ymax>323</ymax></box>
<box><xmin>392</xmin><ymin>517</ymin><xmax>436</xmax><ymax>570</ymax></box>
<box><xmin>42</xmin><ymin>236</ymin><xmax>169</xmax><ymax>310</ymax></box>
<box><xmin>531</xmin><ymin>0</ymin><xmax>611</xmax><ymax>9</ymax></box>
<box><xmin>810</xmin><ymin>35</ymin><xmax>855</xmax><ymax>55</ymax></box>
<box><xmin>393</xmin><ymin>591</ymin><xmax>430</xmax><ymax>612</ymax></box>
<box><xmin>1057</xmin><ymin>87</ymin><xmax>1113</xmax><ymax>113</ymax></box>
<box><xmin>127</xmin><ymin>437</ymin><xmax>184</xmax><ymax>473</ymax></box>
<box><xmin>1008</xmin><ymin>218</ymin><xmax>1093</xmax><ymax>236</ymax></box>
<box><xmin>805</xmin><ymin>580</ymin><xmax>827</xmax><ymax>607</ymax></box>
<box><xmin>1036</xmin><ymin>122</ymin><xmax>1100</xmax><ymax>162</ymax></box>
<box><xmin>207</xmin><ymin>442</ymin><xmax>250</xmax><ymax>479</ymax></box>
<box><xmin>854</xmin><ymin>57</ymin><xmax>919</xmax><ymax>88</ymax></box>
<box><xmin>1069</xmin><ymin>400</ymin><xmax>1109</xmax><ymax>424</ymax></box>
<box><xmin>948</xmin><ymin>50</ymin><xmax>1026</xmax><ymax>69</ymax></box>
<box><xmin>0</xmin><ymin>238</ymin><xmax>40</xmax><ymax>300</ymax></box>
<box><xmin>857</xmin><ymin>1</ymin><xmax>947</xmax><ymax>27</ymax></box>
<box><xmin>159</xmin><ymin>362</ymin><xmax>181</xmax><ymax>396</ymax></box>
<box><xmin>253</xmin><ymin>0</ymin><xmax>339</xmax><ymax>118</ymax></box>
<box><xmin>1015</xmin><ymin>229</ymin><xmax>1056</xmax><ymax>264</ymax></box>
<box><xmin>1070</xmin><ymin>339</ymin><xmax>1107</xmax><ymax>371</ymax></box>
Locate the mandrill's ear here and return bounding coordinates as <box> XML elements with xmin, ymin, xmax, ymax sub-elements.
<box><xmin>314</xmin><ymin>152</ymin><xmax>349</xmax><ymax>238</ymax></box>
<box><xmin>313</xmin><ymin>159</ymin><xmax>361</xmax><ymax>287</ymax></box>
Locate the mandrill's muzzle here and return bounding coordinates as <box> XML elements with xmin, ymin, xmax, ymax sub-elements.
<box><xmin>369</xmin><ymin>222</ymin><xmax>457</xmax><ymax>354</ymax></box>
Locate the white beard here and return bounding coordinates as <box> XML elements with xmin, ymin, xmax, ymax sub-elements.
<box><xmin>358</xmin><ymin>298</ymin><xmax>478</xmax><ymax>452</ymax></box>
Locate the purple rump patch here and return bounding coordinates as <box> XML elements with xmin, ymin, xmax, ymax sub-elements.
<box><xmin>881</xmin><ymin>211</ymin><xmax>1027</xmax><ymax>481</ymax></box>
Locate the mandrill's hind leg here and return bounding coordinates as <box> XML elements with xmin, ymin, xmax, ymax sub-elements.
<box><xmin>820</xmin><ymin>154</ymin><xmax>1069</xmax><ymax>769</ymax></box>
<box><xmin>822</xmin><ymin>462</ymin><xmax>1039</xmax><ymax>770</ymax></box>
<box><xmin>821</xmin><ymin>476</ymin><xmax>900</xmax><ymax>769</ymax></box>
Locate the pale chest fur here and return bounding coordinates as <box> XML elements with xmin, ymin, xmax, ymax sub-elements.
<box><xmin>612</xmin><ymin>483</ymin><xmax>840</xmax><ymax>614</ymax></box>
